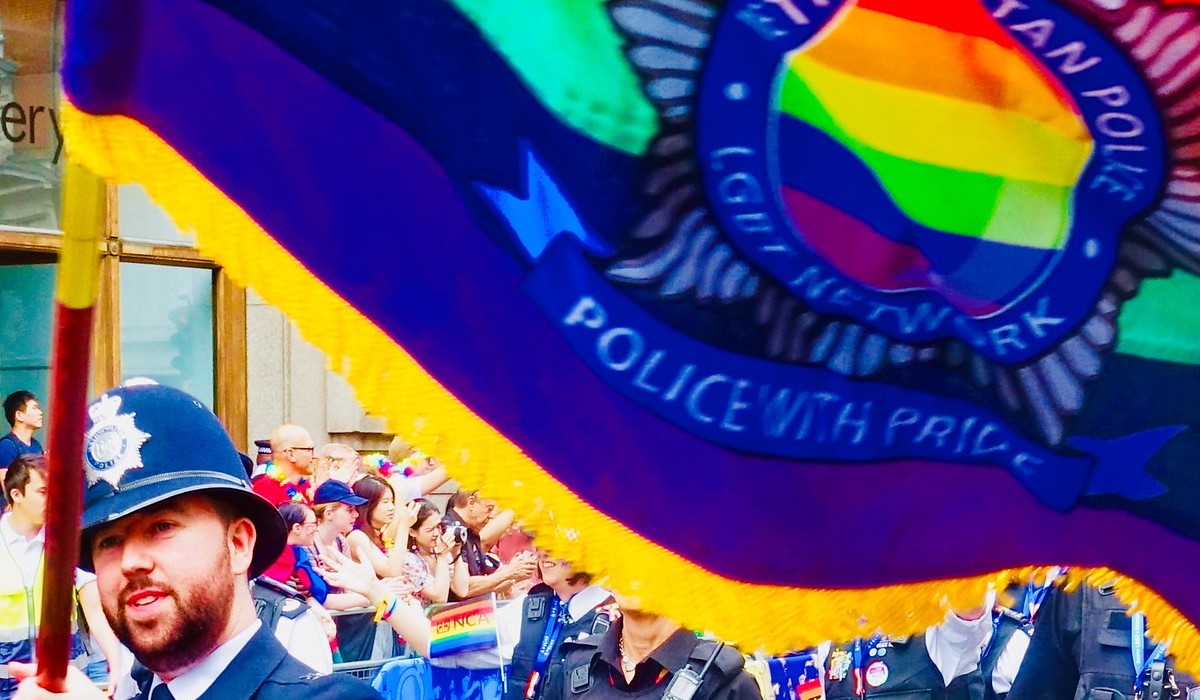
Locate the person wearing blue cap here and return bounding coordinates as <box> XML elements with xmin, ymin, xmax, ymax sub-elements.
<box><xmin>5</xmin><ymin>382</ymin><xmax>381</xmax><ymax>700</ymax></box>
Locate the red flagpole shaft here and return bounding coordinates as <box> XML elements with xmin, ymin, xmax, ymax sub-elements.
<box><xmin>36</xmin><ymin>306</ymin><xmax>94</xmax><ymax>691</ymax></box>
<box><xmin>36</xmin><ymin>161</ymin><xmax>105</xmax><ymax>693</ymax></box>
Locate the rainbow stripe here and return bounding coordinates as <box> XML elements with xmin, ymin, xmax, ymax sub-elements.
<box><xmin>780</xmin><ymin>0</ymin><xmax>1093</xmax><ymax>246</ymax></box>
<box><xmin>429</xmin><ymin>599</ymin><xmax>499</xmax><ymax>657</ymax></box>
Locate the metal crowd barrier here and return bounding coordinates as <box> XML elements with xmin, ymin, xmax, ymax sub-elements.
<box><xmin>331</xmin><ymin>598</ymin><xmax>517</xmax><ymax>685</ymax></box>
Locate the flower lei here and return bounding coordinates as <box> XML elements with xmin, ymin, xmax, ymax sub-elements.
<box><xmin>264</xmin><ymin>461</ymin><xmax>310</xmax><ymax>504</ymax></box>
<box><xmin>399</xmin><ymin>451</ymin><xmax>431</xmax><ymax>475</ymax></box>
<box><xmin>363</xmin><ymin>452</ymin><xmax>415</xmax><ymax>478</ymax></box>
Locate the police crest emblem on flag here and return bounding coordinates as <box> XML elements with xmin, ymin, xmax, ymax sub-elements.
<box><xmin>483</xmin><ymin>0</ymin><xmax>1200</xmax><ymax>534</ymax></box>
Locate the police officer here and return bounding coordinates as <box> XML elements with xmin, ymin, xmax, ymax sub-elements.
<box><xmin>504</xmin><ymin>555</ymin><xmax>615</xmax><ymax>700</ymax></box>
<box><xmin>979</xmin><ymin>568</ymin><xmax>1064</xmax><ymax>700</ymax></box>
<box><xmin>1007</xmin><ymin>584</ymin><xmax>1198</xmax><ymax>700</ymax></box>
<box><xmin>822</xmin><ymin>597</ymin><xmax>994</xmax><ymax>700</ymax></box>
<box><xmin>7</xmin><ymin>382</ymin><xmax>381</xmax><ymax>700</ymax></box>
<box><xmin>546</xmin><ymin>597</ymin><xmax>759</xmax><ymax>700</ymax></box>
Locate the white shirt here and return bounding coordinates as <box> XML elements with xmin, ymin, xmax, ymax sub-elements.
<box><xmin>274</xmin><ymin>608</ymin><xmax>333</xmax><ymax>674</ymax></box>
<box><xmin>990</xmin><ymin>630</ymin><xmax>1031</xmax><ymax>695</ymax></box>
<box><xmin>925</xmin><ymin>588</ymin><xmax>996</xmax><ymax>685</ymax></box>
<box><xmin>0</xmin><ymin>512</ymin><xmax>95</xmax><ymax>588</ymax></box>
<box><xmin>148</xmin><ymin>620</ymin><xmax>262</xmax><ymax>700</ymax></box>
<box><xmin>990</xmin><ymin>569</ymin><xmax>1063</xmax><ymax>694</ymax></box>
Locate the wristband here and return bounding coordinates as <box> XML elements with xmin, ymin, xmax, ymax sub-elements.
<box><xmin>373</xmin><ymin>596</ymin><xmax>394</xmax><ymax>623</ymax></box>
<box><xmin>380</xmin><ymin>597</ymin><xmax>399</xmax><ymax>622</ymax></box>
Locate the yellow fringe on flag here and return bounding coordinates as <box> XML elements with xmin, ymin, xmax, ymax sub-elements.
<box><xmin>61</xmin><ymin>102</ymin><xmax>1200</xmax><ymax>669</ymax></box>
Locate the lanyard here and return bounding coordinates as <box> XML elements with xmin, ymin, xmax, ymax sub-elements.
<box><xmin>1021</xmin><ymin>567</ymin><xmax>1061</xmax><ymax>620</ymax></box>
<box><xmin>980</xmin><ymin>613</ymin><xmax>1004</xmax><ymax>662</ymax></box>
<box><xmin>852</xmin><ymin>633</ymin><xmax>881</xmax><ymax>696</ymax></box>
<box><xmin>1131</xmin><ymin>612</ymin><xmax>1168</xmax><ymax>683</ymax></box>
<box><xmin>524</xmin><ymin>597</ymin><xmax>566</xmax><ymax>699</ymax></box>
<box><xmin>1022</xmin><ymin>581</ymin><xmax>1050</xmax><ymax>618</ymax></box>
<box><xmin>982</xmin><ymin>568</ymin><xmax>1064</xmax><ymax>662</ymax></box>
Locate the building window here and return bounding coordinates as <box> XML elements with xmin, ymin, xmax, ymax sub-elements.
<box><xmin>0</xmin><ymin>2</ymin><xmax>247</xmax><ymax>445</ymax></box>
<box><xmin>118</xmin><ymin>184</ymin><xmax>195</xmax><ymax>246</ymax></box>
<box><xmin>119</xmin><ymin>263</ymin><xmax>216</xmax><ymax>407</ymax></box>
<box><xmin>0</xmin><ymin>261</ymin><xmax>54</xmax><ymax>403</ymax></box>
<box><xmin>0</xmin><ymin>1</ymin><xmax>66</xmax><ymax>230</ymax></box>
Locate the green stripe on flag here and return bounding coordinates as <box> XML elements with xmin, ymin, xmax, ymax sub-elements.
<box><xmin>449</xmin><ymin>0</ymin><xmax>656</xmax><ymax>155</ymax></box>
<box><xmin>1117</xmin><ymin>271</ymin><xmax>1200</xmax><ymax>364</ymax></box>
<box><xmin>779</xmin><ymin>71</ymin><xmax>1073</xmax><ymax>244</ymax></box>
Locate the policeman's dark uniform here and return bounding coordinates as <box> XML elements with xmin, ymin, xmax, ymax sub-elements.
<box><xmin>505</xmin><ymin>583</ymin><xmax>616</xmax><ymax>700</ymax></box>
<box><xmin>127</xmin><ymin>623</ymin><xmax>372</xmax><ymax>700</ymax></box>
<box><xmin>76</xmin><ymin>382</ymin><xmax>379</xmax><ymax>700</ymax></box>
<box><xmin>824</xmin><ymin>635</ymin><xmax>984</xmax><ymax>700</ymax></box>
<box><xmin>548</xmin><ymin>618</ymin><xmax>759</xmax><ymax>700</ymax></box>
<box><xmin>1007</xmin><ymin>586</ymin><xmax>1198</xmax><ymax>700</ymax></box>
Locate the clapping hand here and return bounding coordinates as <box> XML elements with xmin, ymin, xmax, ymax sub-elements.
<box><xmin>323</xmin><ymin>547</ymin><xmax>385</xmax><ymax>601</ymax></box>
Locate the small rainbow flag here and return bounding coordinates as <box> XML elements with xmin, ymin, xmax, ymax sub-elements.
<box><xmin>429</xmin><ymin>598</ymin><xmax>500</xmax><ymax>658</ymax></box>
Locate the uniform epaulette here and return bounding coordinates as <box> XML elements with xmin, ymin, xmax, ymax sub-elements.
<box><xmin>690</xmin><ymin>640</ymin><xmax>746</xmax><ymax>679</ymax></box>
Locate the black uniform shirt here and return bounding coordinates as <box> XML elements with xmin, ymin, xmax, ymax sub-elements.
<box><xmin>596</xmin><ymin>624</ymin><xmax>696</xmax><ymax>693</ymax></box>
<box><xmin>1005</xmin><ymin>586</ymin><xmax>1083</xmax><ymax>700</ymax></box>
<box><xmin>1008</xmin><ymin>586</ymin><xmax>1196</xmax><ymax>700</ymax></box>
<box><xmin>549</xmin><ymin>619</ymin><xmax>760</xmax><ymax>700</ymax></box>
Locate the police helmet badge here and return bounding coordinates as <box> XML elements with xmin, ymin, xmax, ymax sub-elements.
<box><xmin>84</xmin><ymin>393</ymin><xmax>152</xmax><ymax>489</ymax></box>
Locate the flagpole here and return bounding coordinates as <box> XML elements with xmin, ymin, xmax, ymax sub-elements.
<box><xmin>36</xmin><ymin>161</ymin><xmax>105</xmax><ymax>692</ymax></box>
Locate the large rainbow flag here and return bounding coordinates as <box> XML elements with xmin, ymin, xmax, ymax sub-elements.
<box><xmin>62</xmin><ymin>0</ymin><xmax>1200</xmax><ymax>667</ymax></box>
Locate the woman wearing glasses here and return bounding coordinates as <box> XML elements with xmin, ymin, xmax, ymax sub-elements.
<box><xmin>264</xmin><ymin>503</ymin><xmax>331</xmax><ymax>603</ymax></box>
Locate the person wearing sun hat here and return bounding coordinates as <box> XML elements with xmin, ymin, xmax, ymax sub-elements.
<box><xmin>5</xmin><ymin>381</ymin><xmax>380</xmax><ymax>700</ymax></box>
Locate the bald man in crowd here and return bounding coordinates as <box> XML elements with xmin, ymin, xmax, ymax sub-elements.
<box><xmin>251</xmin><ymin>424</ymin><xmax>317</xmax><ymax>506</ymax></box>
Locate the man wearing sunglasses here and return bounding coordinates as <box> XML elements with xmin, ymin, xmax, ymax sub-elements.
<box><xmin>252</xmin><ymin>425</ymin><xmax>317</xmax><ymax>507</ymax></box>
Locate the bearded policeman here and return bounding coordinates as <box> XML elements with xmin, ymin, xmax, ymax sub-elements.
<box><xmin>6</xmin><ymin>382</ymin><xmax>381</xmax><ymax>700</ymax></box>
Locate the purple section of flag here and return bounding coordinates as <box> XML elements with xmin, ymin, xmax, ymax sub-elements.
<box><xmin>63</xmin><ymin>0</ymin><xmax>1200</xmax><ymax>624</ymax></box>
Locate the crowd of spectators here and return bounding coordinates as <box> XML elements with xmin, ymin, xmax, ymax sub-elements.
<box><xmin>244</xmin><ymin>423</ymin><xmax>539</xmax><ymax>669</ymax></box>
<box><xmin>8</xmin><ymin>392</ymin><xmax>1151</xmax><ymax>700</ymax></box>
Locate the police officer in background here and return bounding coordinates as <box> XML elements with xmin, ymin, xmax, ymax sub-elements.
<box><xmin>821</xmin><ymin>593</ymin><xmax>995</xmax><ymax>700</ymax></box>
<box><xmin>504</xmin><ymin>554</ymin><xmax>615</xmax><ymax>700</ymax></box>
<box><xmin>546</xmin><ymin>594</ymin><xmax>759</xmax><ymax>700</ymax></box>
<box><xmin>1007</xmin><ymin>584</ymin><xmax>1198</xmax><ymax>700</ymax></box>
<box><xmin>7</xmin><ymin>382</ymin><xmax>380</xmax><ymax>700</ymax></box>
<box><xmin>979</xmin><ymin>568</ymin><xmax>1064</xmax><ymax>700</ymax></box>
